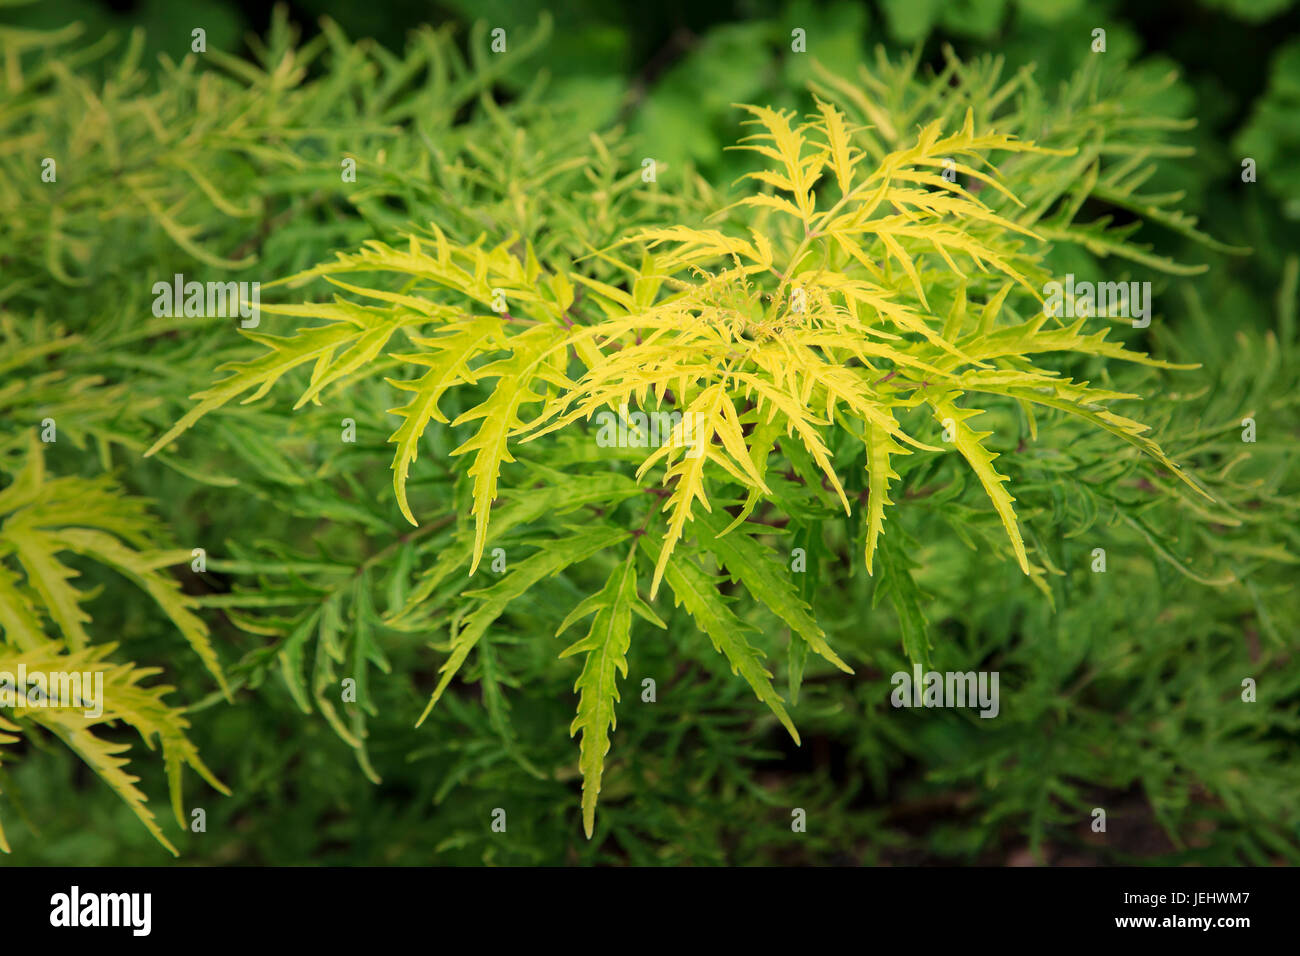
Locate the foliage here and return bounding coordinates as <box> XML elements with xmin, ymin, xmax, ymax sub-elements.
<box><xmin>1</xmin><ymin>3</ymin><xmax>1296</xmax><ymax>865</ymax></box>
<box><xmin>0</xmin><ymin>437</ymin><xmax>226</xmax><ymax>854</ymax></box>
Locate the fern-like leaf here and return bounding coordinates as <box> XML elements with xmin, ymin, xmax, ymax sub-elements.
<box><xmin>557</xmin><ymin>551</ymin><xmax>664</xmax><ymax>837</ymax></box>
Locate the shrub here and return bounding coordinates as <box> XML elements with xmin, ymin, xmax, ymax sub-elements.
<box><xmin>2</xmin><ymin>10</ymin><xmax>1296</xmax><ymax>864</ymax></box>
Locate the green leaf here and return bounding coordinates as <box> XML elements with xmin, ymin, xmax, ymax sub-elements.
<box><xmin>693</xmin><ymin>508</ymin><xmax>852</xmax><ymax>674</ymax></box>
<box><xmin>558</xmin><ymin>551</ymin><xmax>663</xmax><ymax>837</ymax></box>
<box><xmin>863</xmin><ymin>422</ymin><xmax>909</xmax><ymax>575</ymax></box>
<box><xmin>642</xmin><ymin>537</ymin><xmax>800</xmax><ymax>745</ymax></box>
<box><xmin>416</xmin><ymin>524</ymin><xmax>630</xmax><ymax>726</ymax></box>
<box><xmin>929</xmin><ymin>393</ymin><xmax>1030</xmax><ymax>574</ymax></box>
<box><xmin>387</xmin><ymin>319</ymin><xmax>502</xmax><ymax>526</ymax></box>
<box><xmin>876</xmin><ymin>534</ymin><xmax>931</xmax><ymax>669</ymax></box>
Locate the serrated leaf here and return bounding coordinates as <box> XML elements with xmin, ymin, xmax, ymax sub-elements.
<box><xmin>558</xmin><ymin>552</ymin><xmax>663</xmax><ymax>837</ymax></box>
<box><xmin>642</xmin><ymin>537</ymin><xmax>800</xmax><ymax>745</ymax></box>
<box><xmin>692</xmin><ymin>508</ymin><xmax>852</xmax><ymax>674</ymax></box>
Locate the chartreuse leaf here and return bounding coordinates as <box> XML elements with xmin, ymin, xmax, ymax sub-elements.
<box><xmin>7</xmin><ymin>531</ymin><xmax>92</xmax><ymax>650</ymax></box>
<box><xmin>450</xmin><ymin>325</ymin><xmax>572</xmax><ymax>575</ymax></box>
<box><xmin>813</xmin><ymin>96</ymin><xmax>861</xmax><ymax>199</ymax></box>
<box><xmin>145</xmin><ymin>295</ymin><xmax>437</xmax><ymax>457</ymax></box>
<box><xmin>640</xmin><ymin>536</ymin><xmax>800</xmax><ymax>744</ymax></box>
<box><xmin>558</xmin><ymin>550</ymin><xmax>664</xmax><ymax>837</ymax></box>
<box><xmin>0</xmin><ymin>641</ymin><xmax>228</xmax><ymax>856</ymax></box>
<box><xmin>387</xmin><ymin>318</ymin><xmax>502</xmax><ymax>526</ymax></box>
<box><xmin>720</xmin><ymin>408</ymin><xmax>787</xmax><ymax>536</ymax></box>
<box><xmin>0</xmin><ymin>565</ymin><xmax>46</xmax><ymax>651</ymax></box>
<box><xmin>959</xmin><ymin>369</ymin><xmax>1211</xmax><ymax>501</ymax></box>
<box><xmin>693</xmin><ymin>508</ymin><xmax>852</xmax><ymax>674</ymax></box>
<box><xmin>390</xmin><ymin>465</ymin><xmax>643</xmax><ymax>627</ymax></box>
<box><xmin>929</xmin><ymin>392</ymin><xmax>1030</xmax><ymax>574</ymax></box>
<box><xmin>1</xmin><ymin>439</ymin><xmax>229</xmax><ymax>696</ymax></box>
<box><xmin>733</xmin><ymin>104</ymin><xmax>825</xmax><ymax>223</ymax></box>
<box><xmin>0</xmin><ymin>439</ymin><xmax>229</xmax><ymax>854</ymax></box>
<box><xmin>863</xmin><ymin>422</ymin><xmax>909</xmax><ymax>575</ymax></box>
<box><xmin>639</xmin><ymin>383</ymin><xmax>771</xmax><ymax>599</ymax></box>
<box><xmin>42</xmin><ymin>529</ymin><xmax>228</xmax><ymax>698</ymax></box>
<box><xmin>416</xmin><ymin>524</ymin><xmax>629</xmax><ymax>726</ymax></box>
